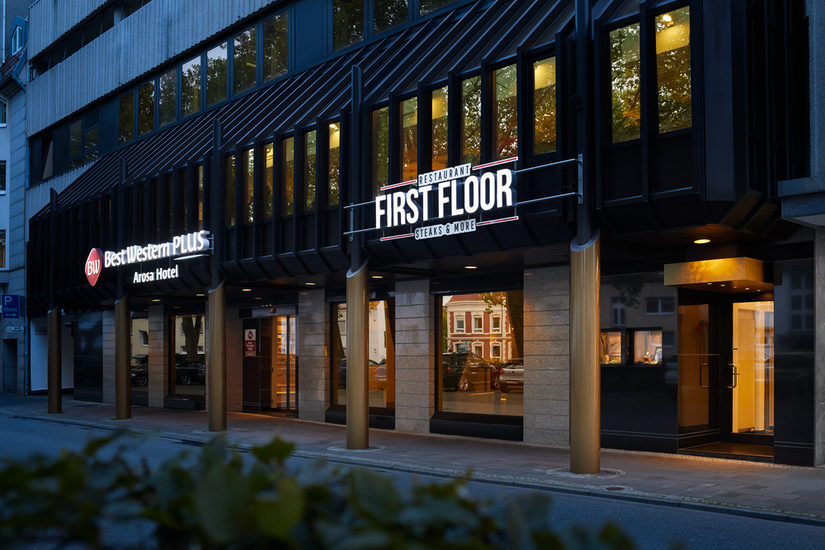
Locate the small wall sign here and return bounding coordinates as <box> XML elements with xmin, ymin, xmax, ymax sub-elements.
<box><xmin>244</xmin><ymin>329</ymin><xmax>257</xmax><ymax>357</ymax></box>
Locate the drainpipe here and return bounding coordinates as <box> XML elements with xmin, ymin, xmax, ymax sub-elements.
<box><xmin>346</xmin><ymin>65</ymin><xmax>369</xmax><ymax>450</ymax></box>
<box><xmin>569</xmin><ymin>0</ymin><xmax>601</xmax><ymax>474</ymax></box>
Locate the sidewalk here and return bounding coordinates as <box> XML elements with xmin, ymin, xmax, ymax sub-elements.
<box><xmin>2</xmin><ymin>395</ymin><xmax>824</xmax><ymax>526</ymax></box>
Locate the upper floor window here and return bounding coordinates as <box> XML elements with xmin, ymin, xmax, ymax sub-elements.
<box><xmin>328</xmin><ymin>122</ymin><xmax>341</xmax><ymax>205</ymax></box>
<box><xmin>305</xmin><ymin>130</ymin><xmax>317</xmax><ymax>210</ymax></box>
<box><xmin>206</xmin><ymin>43</ymin><xmax>228</xmax><ymax>106</ymax></box>
<box><xmin>234</xmin><ymin>28</ymin><xmax>257</xmax><ymax>94</ymax></box>
<box><xmin>158</xmin><ymin>68</ymin><xmax>177</xmax><ymax>127</ymax></box>
<box><xmin>181</xmin><ymin>56</ymin><xmax>202</xmax><ymax>117</ymax></box>
<box><xmin>374</xmin><ymin>0</ymin><xmax>408</xmax><ymax>34</ymax></box>
<box><xmin>656</xmin><ymin>6</ymin><xmax>691</xmax><ymax>133</ymax></box>
<box><xmin>400</xmin><ymin>97</ymin><xmax>418</xmax><ymax>181</ymax></box>
<box><xmin>431</xmin><ymin>86</ymin><xmax>448</xmax><ymax>170</ymax></box>
<box><xmin>333</xmin><ymin>0</ymin><xmax>364</xmax><ymax>51</ymax></box>
<box><xmin>420</xmin><ymin>0</ymin><xmax>453</xmax><ymax>15</ymax></box>
<box><xmin>242</xmin><ymin>148</ymin><xmax>255</xmax><ymax>223</ymax></box>
<box><xmin>264</xmin><ymin>143</ymin><xmax>274</xmax><ymax>219</ymax></box>
<box><xmin>0</xmin><ymin>161</ymin><xmax>6</xmax><ymax>192</ymax></box>
<box><xmin>0</xmin><ymin>229</ymin><xmax>6</xmax><ymax>269</ymax></box>
<box><xmin>372</xmin><ymin>106</ymin><xmax>389</xmax><ymax>192</ymax></box>
<box><xmin>225</xmin><ymin>154</ymin><xmax>236</xmax><ymax>227</ymax></box>
<box><xmin>610</xmin><ymin>22</ymin><xmax>641</xmax><ymax>142</ymax></box>
<box><xmin>534</xmin><ymin>57</ymin><xmax>557</xmax><ymax>154</ymax></box>
<box><xmin>10</xmin><ymin>26</ymin><xmax>23</xmax><ymax>54</ymax></box>
<box><xmin>263</xmin><ymin>12</ymin><xmax>289</xmax><ymax>81</ymax></box>
<box><xmin>282</xmin><ymin>136</ymin><xmax>295</xmax><ymax>215</ymax></box>
<box><xmin>461</xmin><ymin>75</ymin><xmax>481</xmax><ymax>166</ymax></box>
<box><xmin>493</xmin><ymin>64</ymin><xmax>518</xmax><ymax>160</ymax></box>
<box><xmin>0</xmin><ymin>100</ymin><xmax>6</xmax><ymax>124</ymax></box>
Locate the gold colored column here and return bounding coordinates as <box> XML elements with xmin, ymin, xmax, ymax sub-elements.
<box><xmin>47</xmin><ymin>308</ymin><xmax>62</xmax><ymax>414</ymax></box>
<box><xmin>346</xmin><ymin>263</ymin><xmax>369</xmax><ymax>449</ymax></box>
<box><xmin>207</xmin><ymin>282</ymin><xmax>227</xmax><ymax>432</ymax></box>
<box><xmin>570</xmin><ymin>234</ymin><xmax>601</xmax><ymax>474</ymax></box>
<box><xmin>115</xmin><ymin>297</ymin><xmax>131</xmax><ymax>419</ymax></box>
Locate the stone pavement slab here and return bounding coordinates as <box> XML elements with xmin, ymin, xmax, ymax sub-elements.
<box><xmin>2</xmin><ymin>395</ymin><xmax>824</xmax><ymax>526</ymax></box>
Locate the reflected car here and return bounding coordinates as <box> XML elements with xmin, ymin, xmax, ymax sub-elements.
<box><xmin>337</xmin><ymin>359</ymin><xmax>387</xmax><ymax>391</ymax></box>
<box><xmin>499</xmin><ymin>361</ymin><xmax>523</xmax><ymax>393</ymax></box>
<box><xmin>130</xmin><ymin>355</ymin><xmax>149</xmax><ymax>387</ymax></box>
<box><xmin>442</xmin><ymin>352</ymin><xmax>500</xmax><ymax>392</ymax></box>
<box><xmin>175</xmin><ymin>355</ymin><xmax>206</xmax><ymax>385</ymax></box>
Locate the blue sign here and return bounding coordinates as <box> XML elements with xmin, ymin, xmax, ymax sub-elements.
<box><xmin>2</xmin><ymin>295</ymin><xmax>19</xmax><ymax>318</ymax></box>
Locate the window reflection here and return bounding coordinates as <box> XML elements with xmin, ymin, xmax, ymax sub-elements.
<box><xmin>242</xmin><ymin>148</ymin><xmax>254</xmax><ymax>223</ymax></box>
<box><xmin>170</xmin><ymin>315</ymin><xmax>205</xmax><ymax>398</ymax></box>
<box><xmin>610</xmin><ymin>23</ymin><xmax>641</xmax><ymax>142</ymax></box>
<box><xmin>431</xmin><ymin>86</ymin><xmax>448</xmax><ymax>170</ymax></box>
<box><xmin>375</xmin><ymin>0</ymin><xmax>408</xmax><ymax>34</ymax></box>
<box><xmin>181</xmin><ymin>56</ymin><xmax>201</xmax><ymax>117</ymax></box>
<box><xmin>234</xmin><ymin>28</ymin><xmax>257</xmax><ymax>94</ymax></box>
<box><xmin>263</xmin><ymin>12</ymin><xmax>288</xmax><ymax>80</ymax></box>
<box><xmin>158</xmin><ymin>68</ymin><xmax>176</xmax><ymax>127</ymax></box>
<box><xmin>534</xmin><ymin>57</ymin><xmax>557</xmax><ymax>154</ymax></box>
<box><xmin>138</xmin><ymin>81</ymin><xmax>154</xmax><ymax>136</ymax></box>
<box><xmin>225</xmin><ymin>154</ymin><xmax>236</xmax><ymax>227</ymax></box>
<box><xmin>118</xmin><ymin>91</ymin><xmax>133</xmax><ymax>144</ymax></box>
<box><xmin>420</xmin><ymin>0</ymin><xmax>453</xmax><ymax>15</ymax></box>
<box><xmin>372</xmin><ymin>106</ymin><xmax>389</xmax><ymax>192</ymax></box>
<box><xmin>494</xmin><ymin>65</ymin><xmax>518</xmax><ymax>160</ymax></box>
<box><xmin>305</xmin><ymin>130</ymin><xmax>317</xmax><ymax>210</ymax></box>
<box><xmin>130</xmin><ymin>316</ymin><xmax>149</xmax><ymax>396</ymax></box>
<box><xmin>439</xmin><ymin>291</ymin><xmax>523</xmax><ymax>416</ymax></box>
<box><xmin>333</xmin><ymin>0</ymin><xmax>363</xmax><ymax>51</ymax></box>
<box><xmin>282</xmin><ymin>137</ymin><xmax>294</xmax><ymax>215</ymax></box>
<box><xmin>264</xmin><ymin>143</ymin><xmax>274</xmax><ymax>218</ymax></box>
<box><xmin>461</xmin><ymin>76</ymin><xmax>481</xmax><ymax>165</ymax></box>
<box><xmin>328</xmin><ymin>122</ymin><xmax>341</xmax><ymax>205</ymax></box>
<box><xmin>332</xmin><ymin>301</ymin><xmax>395</xmax><ymax>409</ymax></box>
<box><xmin>656</xmin><ymin>6</ymin><xmax>691</xmax><ymax>133</ymax></box>
<box><xmin>206</xmin><ymin>43</ymin><xmax>228</xmax><ymax>106</ymax></box>
<box><xmin>400</xmin><ymin>97</ymin><xmax>417</xmax><ymax>181</ymax></box>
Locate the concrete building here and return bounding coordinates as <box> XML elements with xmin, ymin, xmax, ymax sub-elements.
<box><xmin>22</xmin><ymin>0</ymin><xmax>822</xmax><ymax>467</ymax></box>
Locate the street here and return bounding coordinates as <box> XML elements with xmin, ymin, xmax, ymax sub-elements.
<box><xmin>0</xmin><ymin>414</ymin><xmax>822</xmax><ymax>549</ymax></box>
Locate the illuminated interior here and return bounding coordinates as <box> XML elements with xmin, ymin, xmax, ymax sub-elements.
<box><xmin>732</xmin><ymin>302</ymin><xmax>774</xmax><ymax>435</ymax></box>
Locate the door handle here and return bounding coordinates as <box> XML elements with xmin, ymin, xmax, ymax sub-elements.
<box><xmin>699</xmin><ymin>362</ymin><xmax>709</xmax><ymax>389</ymax></box>
<box><xmin>726</xmin><ymin>363</ymin><xmax>738</xmax><ymax>389</ymax></box>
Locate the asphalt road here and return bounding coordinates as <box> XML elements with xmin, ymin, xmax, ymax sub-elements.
<box><xmin>0</xmin><ymin>414</ymin><xmax>822</xmax><ymax>549</ymax></box>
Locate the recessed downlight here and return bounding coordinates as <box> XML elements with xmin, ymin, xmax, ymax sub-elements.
<box><xmin>694</xmin><ymin>238</ymin><xmax>711</xmax><ymax>244</ymax></box>
<box><xmin>151</xmin><ymin>298</ymin><xmax>161</xmax><ymax>302</ymax></box>
<box><xmin>195</xmin><ymin>293</ymin><xmax>205</xmax><ymax>297</ymax></box>
<box><xmin>242</xmin><ymin>288</ymin><xmax>253</xmax><ymax>292</ymax></box>
<box><xmin>465</xmin><ymin>265</ymin><xmax>478</xmax><ymax>270</ymax></box>
<box><xmin>305</xmin><ymin>282</ymin><xmax>316</xmax><ymax>286</ymax></box>
<box><xmin>371</xmin><ymin>275</ymin><xmax>384</xmax><ymax>279</ymax></box>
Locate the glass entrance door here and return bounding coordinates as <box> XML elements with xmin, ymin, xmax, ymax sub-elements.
<box><xmin>730</xmin><ymin>302</ymin><xmax>774</xmax><ymax>437</ymax></box>
<box><xmin>271</xmin><ymin>315</ymin><xmax>297</xmax><ymax>412</ymax></box>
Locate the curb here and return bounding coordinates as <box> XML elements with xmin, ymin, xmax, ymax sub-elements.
<box><xmin>8</xmin><ymin>411</ymin><xmax>825</xmax><ymax>527</ymax></box>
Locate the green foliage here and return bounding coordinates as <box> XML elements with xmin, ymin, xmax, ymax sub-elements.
<box><xmin>0</xmin><ymin>433</ymin><xmax>635</xmax><ymax>550</ymax></box>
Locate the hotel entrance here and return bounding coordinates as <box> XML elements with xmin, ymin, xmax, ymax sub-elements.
<box><xmin>242</xmin><ymin>313</ymin><xmax>297</xmax><ymax>414</ymax></box>
<box><xmin>678</xmin><ymin>295</ymin><xmax>775</xmax><ymax>460</ymax></box>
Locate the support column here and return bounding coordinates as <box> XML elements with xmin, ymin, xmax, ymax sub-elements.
<box><xmin>115</xmin><ymin>296</ymin><xmax>131</xmax><ymax>419</ymax></box>
<box><xmin>47</xmin><ymin>308</ymin><xmax>62</xmax><ymax>414</ymax></box>
<box><xmin>815</xmin><ymin>229</ymin><xmax>825</xmax><ymax>465</ymax></box>
<box><xmin>207</xmin><ymin>282</ymin><xmax>227</xmax><ymax>431</ymax></box>
<box><xmin>346</xmin><ymin>263</ymin><xmax>369</xmax><ymax>449</ymax></box>
<box><xmin>569</xmin><ymin>234</ymin><xmax>600</xmax><ymax>474</ymax></box>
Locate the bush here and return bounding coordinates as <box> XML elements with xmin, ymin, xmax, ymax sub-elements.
<box><xmin>0</xmin><ymin>434</ymin><xmax>634</xmax><ymax>549</ymax></box>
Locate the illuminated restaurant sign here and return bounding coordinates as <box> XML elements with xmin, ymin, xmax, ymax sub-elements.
<box><xmin>374</xmin><ymin>159</ymin><xmax>518</xmax><ymax>241</ymax></box>
<box><xmin>84</xmin><ymin>230</ymin><xmax>212</xmax><ymax>286</ymax></box>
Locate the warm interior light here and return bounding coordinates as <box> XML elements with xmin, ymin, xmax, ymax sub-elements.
<box><xmin>371</xmin><ymin>275</ymin><xmax>384</xmax><ymax>279</ymax></box>
<box><xmin>195</xmin><ymin>293</ymin><xmax>205</xmax><ymax>297</ymax></box>
<box><xmin>693</xmin><ymin>238</ymin><xmax>711</xmax><ymax>244</ymax></box>
<box><xmin>305</xmin><ymin>282</ymin><xmax>316</xmax><ymax>286</ymax></box>
<box><xmin>662</xmin><ymin>13</ymin><xmax>672</xmax><ymax>23</ymax></box>
<box><xmin>151</xmin><ymin>298</ymin><xmax>161</xmax><ymax>302</ymax></box>
<box><xmin>242</xmin><ymin>288</ymin><xmax>252</xmax><ymax>292</ymax></box>
<box><xmin>464</xmin><ymin>265</ymin><xmax>478</xmax><ymax>270</ymax></box>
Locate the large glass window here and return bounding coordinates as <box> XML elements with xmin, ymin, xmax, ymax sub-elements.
<box><xmin>242</xmin><ymin>148</ymin><xmax>254</xmax><ymax>223</ymax></box>
<box><xmin>493</xmin><ymin>64</ymin><xmax>518</xmax><ymax>160</ymax></box>
<box><xmin>375</xmin><ymin>0</ymin><xmax>408</xmax><ymax>34</ymax></box>
<box><xmin>333</xmin><ymin>0</ymin><xmax>363</xmax><ymax>51</ymax></box>
<box><xmin>264</xmin><ymin>142</ymin><xmax>274</xmax><ymax>218</ymax></box>
<box><xmin>461</xmin><ymin>76</ymin><xmax>481</xmax><ymax>165</ymax></box>
<box><xmin>610</xmin><ymin>23</ymin><xmax>641</xmax><ymax>142</ymax></box>
<box><xmin>431</xmin><ymin>86</ymin><xmax>448</xmax><ymax>170</ymax></box>
<box><xmin>263</xmin><ymin>12</ymin><xmax>288</xmax><ymax>81</ymax></box>
<box><xmin>225</xmin><ymin>154</ymin><xmax>236</xmax><ymax>227</ymax></box>
<box><xmin>328</xmin><ymin>122</ymin><xmax>341</xmax><ymax>205</ymax></box>
<box><xmin>118</xmin><ymin>91</ymin><xmax>134</xmax><ymax>144</ymax></box>
<box><xmin>137</xmin><ymin>81</ymin><xmax>155</xmax><ymax>136</ymax></box>
<box><xmin>439</xmin><ymin>291</ymin><xmax>523</xmax><ymax>416</ymax></box>
<box><xmin>181</xmin><ymin>56</ymin><xmax>201</xmax><ymax>117</ymax></box>
<box><xmin>170</xmin><ymin>315</ymin><xmax>205</xmax><ymax>398</ymax></box>
<box><xmin>234</xmin><ymin>28</ymin><xmax>257</xmax><ymax>94</ymax></box>
<box><xmin>158</xmin><ymin>68</ymin><xmax>177</xmax><ymax>127</ymax></box>
<box><xmin>534</xmin><ymin>57</ymin><xmax>557</xmax><ymax>154</ymax></box>
<box><xmin>130</xmin><ymin>316</ymin><xmax>149</xmax><ymax>399</ymax></box>
<box><xmin>69</xmin><ymin>119</ymin><xmax>82</xmax><ymax>165</ymax></box>
<box><xmin>282</xmin><ymin>137</ymin><xmax>294</xmax><ymax>215</ymax></box>
<box><xmin>206</xmin><ymin>43</ymin><xmax>228</xmax><ymax>107</ymax></box>
<box><xmin>332</xmin><ymin>300</ymin><xmax>396</xmax><ymax>409</ymax></box>
<box><xmin>372</xmin><ymin>106</ymin><xmax>389</xmax><ymax>192</ymax></box>
<box><xmin>656</xmin><ymin>6</ymin><xmax>691</xmax><ymax>133</ymax></box>
<box><xmin>305</xmin><ymin>130</ymin><xmax>317</xmax><ymax>210</ymax></box>
<box><xmin>400</xmin><ymin>97</ymin><xmax>418</xmax><ymax>181</ymax></box>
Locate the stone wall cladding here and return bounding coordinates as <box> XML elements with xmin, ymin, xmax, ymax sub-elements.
<box><xmin>147</xmin><ymin>305</ymin><xmax>167</xmax><ymax>408</ymax></box>
<box><xmin>101</xmin><ymin>309</ymin><xmax>115</xmax><ymax>404</ymax></box>
<box><xmin>523</xmin><ymin>266</ymin><xmax>570</xmax><ymax>447</ymax></box>
<box><xmin>298</xmin><ymin>290</ymin><xmax>329</xmax><ymax>422</ymax></box>
<box><xmin>394</xmin><ymin>279</ymin><xmax>434</xmax><ymax>434</ymax></box>
<box><xmin>226</xmin><ymin>307</ymin><xmax>243</xmax><ymax>412</ymax></box>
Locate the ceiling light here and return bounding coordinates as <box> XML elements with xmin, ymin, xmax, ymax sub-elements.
<box><xmin>465</xmin><ymin>265</ymin><xmax>478</xmax><ymax>270</ymax></box>
<box><xmin>745</xmin><ymin>288</ymin><xmax>751</xmax><ymax>291</ymax></box>
<box><xmin>371</xmin><ymin>275</ymin><xmax>384</xmax><ymax>279</ymax></box>
<box><xmin>254</xmin><ymin>297</ymin><xmax>262</xmax><ymax>300</ymax></box>
<box><xmin>693</xmin><ymin>238</ymin><xmax>710</xmax><ymax>244</ymax></box>
<box><xmin>242</xmin><ymin>288</ymin><xmax>252</xmax><ymax>292</ymax></box>
<box><xmin>151</xmin><ymin>298</ymin><xmax>161</xmax><ymax>302</ymax></box>
<box><xmin>305</xmin><ymin>282</ymin><xmax>316</xmax><ymax>286</ymax></box>
<box><xmin>195</xmin><ymin>293</ymin><xmax>205</xmax><ymax>297</ymax></box>
<box><xmin>662</xmin><ymin>13</ymin><xmax>673</xmax><ymax>23</ymax></box>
